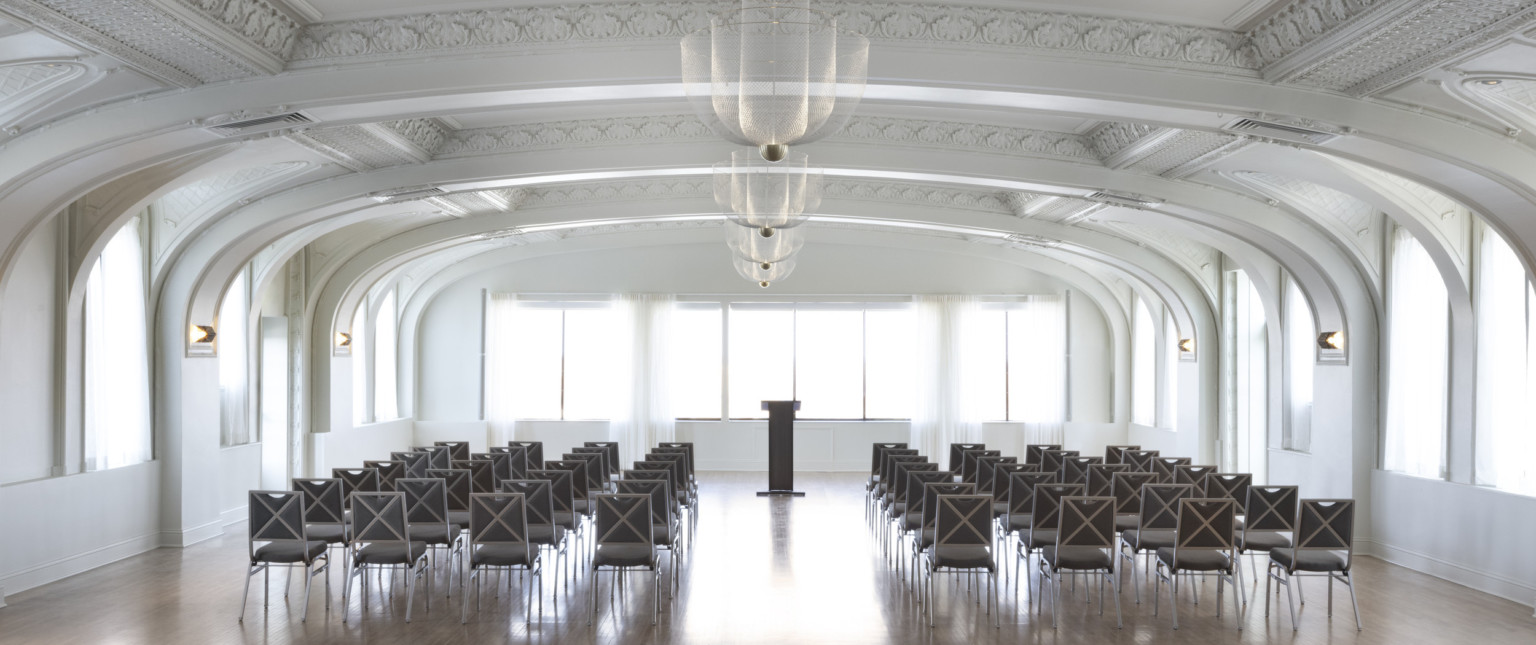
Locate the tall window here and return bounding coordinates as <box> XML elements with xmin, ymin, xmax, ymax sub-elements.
<box><xmin>84</xmin><ymin>219</ymin><xmax>152</xmax><ymax>470</ymax></box>
<box><xmin>1222</xmin><ymin>269</ymin><xmax>1266</xmax><ymax>476</ymax></box>
<box><xmin>671</xmin><ymin>304</ymin><xmax>723</xmax><ymax>419</ymax></box>
<box><xmin>1383</xmin><ymin>228</ymin><xmax>1449</xmax><ymax>479</ymax></box>
<box><xmin>1131</xmin><ymin>295</ymin><xmax>1156</xmax><ymax>426</ymax></box>
<box><xmin>350</xmin><ymin>305</ymin><xmax>366</xmax><ymax>425</ymax></box>
<box><xmin>968</xmin><ymin>298</ymin><xmax>1067</xmax><ymax>422</ymax></box>
<box><xmin>1282</xmin><ymin>275</ymin><xmax>1314</xmax><ymax>452</ymax></box>
<box><xmin>494</xmin><ymin>303</ymin><xmax>618</xmax><ymax>420</ymax></box>
<box><xmin>373</xmin><ymin>289</ymin><xmax>398</xmax><ymax>420</ymax></box>
<box><xmin>1474</xmin><ymin>225</ymin><xmax>1536</xmax><ymax>495</ymax></box>
<box><xmin>219</xmin><ymin>269</ymin><xmax>252</xmax><ymax>446</ymax></box>
<box><xmin>1163</xmin><ymin>308</ymin><xmax>1179</xmax><ymax>428</ymax></box>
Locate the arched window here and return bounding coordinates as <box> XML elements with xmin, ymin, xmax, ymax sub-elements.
<box><xmin>373</xmin><ymin>288</ymin><xmax>398</xmax><ymax>421</ymax></box>
<box><xmin>1474</xmin><ymin>224</ymin><xmax>1536</xmax><ymax>494</ymax></box>
<box><xmin>1131</xmin><ymin>295</ymin><xmax>1156</xmax><ymax>426</ymax></box>
<box><xmin>1283</xmin><ymin>275</ymin><xmax>1313</xmax><ymax>452</ymax></box>
<box><xmin>219</xmin><ymin>269</ymin><xmax>252</xmax><ymax>446</ymax></box>
<box><xmin>83</xmin><ymin>219</ymin><xmax>152</xmax><ymax>470</ymax></box>
<box><xmin>1383</xmin><ymin>228</ymin><xmax>1449</xmax><ymax>479</ymax></box>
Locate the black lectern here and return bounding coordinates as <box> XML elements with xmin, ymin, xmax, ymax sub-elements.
<box><xmin>757</xmin><ymin>400</ymin><xmax>804</xmax><ymax>497</ymax></box>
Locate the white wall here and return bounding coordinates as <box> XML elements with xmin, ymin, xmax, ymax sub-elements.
<box><xmin>0</xmin><ymin>219</ymin><xmax>58</xmax><ymax>483</ymax></box>
<box><xmin>218</xmin><ymin>444</ymin><xmax>262</xmax><ymax>528</ymax></box>
<box><xmin>313</xmin><ymin>417</ymin><xmax>414</xmax><ymax>476</ymax></box>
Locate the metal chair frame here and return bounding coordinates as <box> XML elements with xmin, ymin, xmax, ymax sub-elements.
<box><xmin>1266</xmin><ymin>499</ymin><xmax>1360</xmax><ymax>631</ymax></box>
<box><xmin>588</xmin><ymin>494</ymin><xmax>661</xmax><ymax>626</ymax></box>
<box><xmin>461</xmin><ymin>492</ymin><xmax>541</xmax><ymax>625</ymax></box>
<box><xmin>1039</xmin><ymin>495</ymin><xmax>1121</xmax><ymax>629</ymax></box>
<box><xmin>1118</xmin><ymin>482</ymin><xmax>1193</xmax><ymax>603</ymax></box>
<box><xmin>1153</xmin><ymin>498</ymin><xmax>1243</xmax><ymax>630</ymax></box>
<box><xmin>342</xmin><ymin>491</ymin><xmax>430</xmax><ymax>623</ymax></box>
<box><xmin>923</xmin><ymin>494</ymin><xmax>999</xmax><ymax>628</ymax></box>
<box><xmin>239</xmin><ymin>490</ymin><xmax>329</xmax><ymax>622</ymax></box>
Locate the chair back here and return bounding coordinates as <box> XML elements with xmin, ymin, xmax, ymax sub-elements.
<box><xmin>1153</xmin><ymin>456</ymin><xmax>1192</xmax><ymax>483</ymax></box>
<box><xmin>882</xmin><ymin>455</ymin><xmax>927</xmax><ymax>493</ymax></box>
<box><xmin>921</xmin><ymin>482</ymin><xmax>975</xmax><ymax>532</ymax></box>
<box><xmin>1111</xmin><ymin>471</ymin><xmax>1158</xmax><ymax>516</ymax></box>
<box><xmin>869</xmin><ymin>442</ymin><xmax>908</xmax><ymax>476</ymax></box>
<box><xmin>363</xmin><ymin>460</ymin><xmax>406</xmax><ymax>491</ymax></box>
<box><xmin>627</xmin><ymin>462</ymin><xmax>676</xmax><ymax>500</ymax></box>
<box><xmin>656</xmin><ymin>442</ymin><xmax>697</xmax><ymax>480</ymax></box>
<box><xmin>396</xmin><ymin>478</ymin><xmax>452</xmax><ymax>529</ymax></box>
<box><xmin>332</xmin><ymin>468</ymin><xmax>379</xmax><ymax>508</ymax></box>
<box><xmin>1007</xmin><ymin>471</ymin><xmax>1057</xmax><ymax>517</ymax></box>
<box><xmin>1169</xmin><ymin>498</ymin><xmax>1236</xmax><ymax>570</ymax></box>
<box><xmin>545</xmin><ymin>460</ymin><xmax>591</xmax><ymax>501</ymax></box>
<box><xmin>412</xmin><ymin>445</ymin><xmax>452</xmax><ymax>470</ymax></box>
<box><xmin>1025</xmin><ymin>444</ymin><xmax>1062</xmax><ymax>466</ymax></box>
<box><xmin>488</xmin><ymin>445</ymin><xmax>531</xmax><ymax>480</ymax></box>
<box><xmin>469</xmin><ymin>492</ymin><xmax>531</xmax><ymax>564</ymax></box>
<box><xmin>1121</xmin><ymin>449</ymin><xmax>1159</xmax><ymax>472</ymax></box>
<box><xmin>1040</xmin><ymin>449</ymin><xmax>1080</xmax><ymax>479</ymax></box>
<box><xmin>1174</xmin><ymin>464</ymin><xmax>1217</xmax><ymax>491</ymax></box>
<box><xmin>1293</xmin><ymin>499</ymin><xmax>1355</xmax><ymax>570</ymax></box>
<box><xmin>961</xmin><ymin>449</ymin><xmax>1000</xmax><ymax>485</ymax></box>
<box><xmin>568</xmin><ymin>449</ymin><xmax>611</xmax><ymax>485</ymax></box>
<box><xmin>1205</xmin><ymin>473</ymin><xmax>1253</xmax><ymax>506</ymax></box>
<box><xmin>1062</xmin><ymin>456</ymin><xmax>1104</xmax><ymax>485</ymax></box>
<box><xmin>877</xmin><ymin>449</ymin><xmax>920</xmax><ymax>485</ymax></box>
<box><xmin>1138</xmin><ymin>483</ymin><xmax>1195</xmax><ymax>531</ymax></box>
<box><xmin>292</xmin><ymin>478</ymin><xmax>344</xmax><ymax>526</ymax></box>
<box><xmin>993</xmin><ymin>463</ymin><xmax>1036</xmax><ymax>502</ymax></box>
<box><xmin>1030</xmin><ymin>483</ymin><xmax>1085</xmax><ymax>532</ymax></box>
<box><xmin>529</xmin><ymin>469</ymin><xmax>576</xmax><ymax>515</ymax></box>
<box><xmin>583</xmin><ymin>441</ymin><xmax>622</xmax><ymax>476</ymax></box>
<box><xmin>1104</xmin><ymin>445</ymin><xmax>1140</xmax><ymax>464</ymax></box>
<box><xmin>1244</xmin><ymin>485</ymin><xmax>1299</xmax><ymax>532</ymax></box>
<box><xmin>616</xmin><ymin>480</ymin><xmax>671</xmax><ymax>526</ymax></box>
<box><xmin>905</xmin><ymin>471</ymin><xmax>955</xmax><ymax>519</ymax></box>
<box><xmin>499</xmin><ymin>479</ymin><xmax>554</xmax><ymax>529</ymax></box>
<box><xmin>472</xmin><ymin>452</ymin><xmax>514</xmax><ymax>483</ymax></box>
<box><xmin>1056</xmin><ymin>496</ymin><xmax>1116</xmax><ymax>550</ymax></box>
<box><xmin>1086</xmin><ymin>464</ymin><xmax>1130</xmax><ymax>497</ymax></box>
<box><xmin>594</xmin><ymin>494</ymin><xmax>655</xmax><ymax>554</ymax></box>
<box><xmin>643</xmin><ymin>452</ymin><xmax>689</xmax><ymax>496</ymax></box>
<box><xmin>934</xmin><ymin>494</ymin><xmax>994</xmax><ymax>553</ymax></box>
<box><xmin>248</xmin><ymin>490</ymin><xmax>308</xmax><ymax>560</ymax></box>
<box><xmin>975</xmin><ymin>455</ymin><xmax>1016</xmax><ymax>493</ymax></box>
<box><xmin>652</xmin><ymin>446</ymin><xmax>692</xmax><ymax>481</ymax></box>
<box><xmin>390</xmin><ymin>451</ymin><xmax>430</xmax><ymax>478</ymax></box>
<box><xmin>425</xmin><ymin>468</ymin><xmax>471</xmax><ymax>512</ymax></box>
<box><xmin>349</xmin><ymin>492</ymin><xmax>411</xmax><ymax>548</ymax></box>
<box><xmin>891</xmin><ymin>460</ymin><xmax>938</xmax><ymax>502</ymax></box>
<box><xmin>509</xmin><ymin>441</ymin><xmax>543</xmax><ymax>471</ymax></box>
<box><xmin>434</xmin><ymin>440</ymin><xmax>471</xmax><ymax>462</ymax></box>
<box><xmin>947</xmin><ymin>443</ymin><xmax>985</xmax><ymax>472</ymax></box>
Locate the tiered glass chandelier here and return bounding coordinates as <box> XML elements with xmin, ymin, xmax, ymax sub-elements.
<box><xmin>684</xmin><ymin>0</ymin><xmax>867</xmax><ymax>287</ymax></box>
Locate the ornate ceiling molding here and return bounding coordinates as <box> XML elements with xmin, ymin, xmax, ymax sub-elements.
<box><xmin>288</xmin><ymin>1</ymin><xmax>1255</xmax><ymax>74</ymax></box>
<box><xmin>1091</xmin><ymin>219</ymin><xmax>1220</xmax><ymax>292</ymax></box>
<box><xmin>1127</xmin><ymin>130</ymin><xmax>1251</xmax><ymax>179</ymax></box>
<box><xmin>0</xmin><ymin>0</ymin><xmax>299</xmax><ymax>85</ymax></box>
<box><xmin>149</xmin><ymin>160</ymin><xmax>311</xmax><ymax>267</ymax></box>
<box><xmin>287</xmin><ymin>118</ymin><xmax>446</xmax><ymax>170</ymax></box>
<box><xmin>1256</xmin><ymin>0</ymin><xmax>1536</xmax><ymax>95</ymax></box>
<box><xmin>510</xmin><ymin>176</ymin><xmax>1018</xmax><ymax>216</ymax></box>
<box><xmin>1329</xmin><ymin>156</ymin><xmax>1472</xmax><ymax>265</ymax></box>
<box><xmin>1230</xmin><ymin>170</ymin><xmax>1384</xmax><ymax>280</ymax></box>
<box><xmin>1087</xmin><ymin>121</ymin><xmax>1165</xmax><ymax>164</ymax></box>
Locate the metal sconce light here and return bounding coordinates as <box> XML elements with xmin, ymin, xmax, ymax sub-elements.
<box><xmin>190</xmin><ymin>325</ymin><xmax>217</xmax><ymax>344</ymax></box>
<box><xmin>1317</xmin><ymin>331</ymin><xmax>1344</xmax><ymax>350</ymax></box>
<box><xmin>1178</xmin><ymin>338</ymin><xmax>1195</xmax><ymax>353</ymax></box>
<box><xmin>335</xmin><ymin>332</ymin><xmax>352</xmax><ymax>347</ymax></box>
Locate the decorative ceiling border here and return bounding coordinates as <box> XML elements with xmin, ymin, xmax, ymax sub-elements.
<box><xmin>288</xmin><ymin>1</ymin><xmax>1255</xmax><ymax>74</ymax></box>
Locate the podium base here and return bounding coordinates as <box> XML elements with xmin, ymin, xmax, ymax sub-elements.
<box><xmin>756</xmin><ymin>490</ymin><xmax>806</xmax><ymax>497</ymax></box>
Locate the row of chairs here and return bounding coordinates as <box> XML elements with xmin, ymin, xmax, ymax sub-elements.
<box><xmin>238</xmin><ymin>439</ymin><xmax>702</xmax><ymax>626</ymax></box>
<box><xmin>865</xmin><ymin>441</ymin><xmax>1361</xmax><ymax>631</ymax></box>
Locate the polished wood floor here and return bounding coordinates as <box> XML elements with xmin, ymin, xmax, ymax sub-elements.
<box><xmin>1</xmin><ymin>472</ymin><xmax>1532</xmax><ymax>643</ymax></box>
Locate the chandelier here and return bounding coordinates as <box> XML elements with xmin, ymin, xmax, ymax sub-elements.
<box><xmin>682</xmin><ymin>0</ymin><xmax>870</xmax><ymax>162</ymax></box>
<box><xmin>714</xmin><ymin>149</ymin><xmax>823</xmax><ymax>234</ymax></box>
<box><xmin>733</xmin><ymin>255</ymin><xmax>798</xmax><ymax>289</ymax></box>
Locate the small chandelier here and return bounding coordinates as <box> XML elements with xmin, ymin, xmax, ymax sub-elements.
<box><xmin>682</xmin><ymin>0</ymin><xmax>870</xmax><ymax>162</ymax></box>
<box><xmin>733</xmin><ymin>255</ymin><xmax>797</xmax><ymax>288</ymax></box>
<box><xmin>714</xmin><ymin>149</ymin><xmax>823</xmax><ymax>234</ymax></box>
<box><xmin>727</xmin><ymin>220</ymin><xmax>804</xmax><ymax>263</ymax></box>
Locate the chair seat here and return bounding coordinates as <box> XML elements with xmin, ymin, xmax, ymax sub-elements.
<box><xmin>355</xmin><ymin>542</ymin><xmax>429</xmax><ymax>564</ymax></box>
<box><xmin>1269</xmin><ymin>548</ymin><xmax>1347</xmax><ymax>572</ymax></box>
<box><xmin>917</xmin><ymin>528</ymin><xmax>935</xmax><ymax>550</ymax></box>
<box><xmin>1027</xmin><ymin>529</ymin><xmax>1058</xmax><ymax>549</ymax></box>
<box><xmin>573</xmin><ymin>499</ymin><xmax>590</xmax><ymax>515</ymax></box>
<box><xmin>1237</xmin><ymin>531</ymin><xmax>1292</xmax><ymax>552</ymax></box>
<box><xmin>552</xmin><ymin>511</ymin><xmax>579</xmax><ymax>530</ymax></box>
<box><xmin>1114</xmin><ymin>514</ymin><xmax>1138</xmax><ymax>532</ymax></box>
<box><xmin>1007</xmin><ymin>514</ymin><xmax>1031</xmax><ymax>531</ymax></box>
<box><xmin>653</xmin><ymin>523</ymin><xmax>678</xmax><ymax>546</ymax></box>
<box><xmin>407</xmin><ymin>524</ymin><xmax>463</xmax><ymax>545</ymax></box>
<box><xmin>306</xmin><ymin>523</ymin><xmax>349</xmax><ymax>544</ymax></box>
<box><xmin>925</xmin><ymin>545</ymin><xmax>994</xmax><ymax>570</ymax></box>
<box><xmin>1121</xmin><ymin>529</ymin><xmax>1176</xmax><ymax>552</ymax></box>
<box><xmin>594</xmin><ymin>544</ymin><xmax>656</xmax><ymax>568</ymax></box>
<box><xmin>1042</xmin><ymin>546</ymin><xmax>1112</xmax><ymax>571</ymax></box>
<box><xmin>991</xmin><ymin>502</ymin><xmax>1008</xmax><ymax>518</ymax></box>
<box><xmin>1156</xmin><ymin>547</ymin><xmax>1232</xmax><ymax>572</ymax></box>
<box><xmin>888</xmin><ymin>502</ymin><xmax>907</xmax><ymax>518</ymax></box>
<box><xmin>472</xmin><ymin>543</ymin><xmax>537</xmax><ymax>567</ymax></box>
<box><xmin>446</xmin><ymin>511</ymin><xmax>471</xmax><ymax>527</ymax></box>
<box><xmin>528</xmin><ymin>524</ymin><xmax>567</xmax><ymax>546</ymax></box>
<box><xmin>902</xmin><ymin>513</ymin><xmax>921</xmax><ymax>531</ymax></box>
<box><xmin>253</xmin><ymin>541</ymin><xmax>328</xmax><ymax>564</ymax></box>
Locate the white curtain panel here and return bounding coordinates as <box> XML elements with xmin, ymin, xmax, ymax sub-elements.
<box><xmin>373</xmin><ymin>290</ymin><xmax>399</xmax><ymax>421</ymax></box>
<box><xmin>218</xmin><ymin>269</ymin><xmax>251</xmax><ymax>446</ymax></box>
<box><xmin>911</xmin><ymin>295</ymin><xmax>983</xmax><ymax>462</ymax></box>
<box><xmin>84</xmin><ymin>220</ymin><xmax>153</xmax><ymax>471</ymax></box>
<box><xmin>1016</xmin><ymin>295</ymin><xmax>1066</xmax><ymax>445</ymax></box>
<box><xmin>1382</xmin><ymin>228</ymin><xmax>1449</xmax><ymax>479</ymax></box>
<box><xmin>484</xmin><ymin>293</ymin><xmax>521</xmax><ymax>445</ymax></box>
<box><xmin>611</xmin><ymin>294</ymin><xmax>676</xmax><ymax>467</ymax></box>
<box><xmin>1474</xmin><ymin>228</ymin><xmax>1536</xmax><ymax>494</ymax></box>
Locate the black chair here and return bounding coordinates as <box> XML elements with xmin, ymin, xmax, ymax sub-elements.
<box><xmin>471</xmin><ymin>451</ymin><xmax>515</xmax><ymax>484</ymax></box>
<box><xmin>462</xmin><ymin>492</ymin><xmax>541</xmax><ymax>625</ymax></box>
<box><xmin>1110</xmin><ymin>471</ymin><xmax>1158</xmax><ymax>532</ymax></box>
<box><xmin>1025</xmin><ymin>444</ymin><xmax>1062</xmax><ymax>466</ymax></box>
<box><xmin>947</xmin><ymin>443</ymin><xmax>985</xmax><ymax>473</ymax></box>
<box><xmin>1267</xmin><ymin>499</ymin><xmax>1360</xmax><ymax>631</ymax></box>
<box><xmin>1040</xmin><ymin>496</ymin><xmax>1121</xmax><ymax>629</ymax></box>
<box><xmin>452</xmin><ymin>459</ymin><xmax>497</xmax><ymax>494</ymax></box>
<box><xmin>501</xmin><ymin>478</ymin><xmax>570</xmax><ymax>587</ymax></box>
<box><xmin>1022</xmin><ymin>483</ymin><xmax>1084</xmax><ymax>608</ymax></box>
<box><xmin>1153</xmin><ymin>456</ymin><xmax>1192</xmax><ymax>484</ymax></box>
<box><xmin>426</xmin><ymin>468</ymin><xmax>472</xmax><ymax>527</ymax></box>
<box><xmin>434</xmin><ymin>440</ymin><xmax>471</xmax><ymax>462</ymax></box>
<box><xmin>291</xmin><ymin>478</ymin><xmax>348</xmax><ymax>565</ymax></box>
<box><xmin>239</xmin><ymin>490</ymin><xmax>329</xmax><ymax>622</ymax></box>
<box><xmin>1174</xmin><ymin>464</ymin><xmax>1218</xmax><ymax>491</ymax></box>
<box><xmin>1086</xmin><ymin>464</ymin><xmax>1130</xmax><ymax>498</ymax></box>
<box><xmin>1039</xmin><ymin>449</ymin><xmax>1080</xmax><ymax>480</ymax></box>
<box><xmin>396</xmin><ymin>477</ymin><xmax>466</xmax><ymax>595</ymax></box>
<box><xmin>546</xmin><ymin>459</ymin><xmax>592</xmax><ymax>517</ymax></box>
<box><xmin>567</xmin><ymin>449</ymin><xmax>611</xmax><ymax>493</ymax></box>
<box><xmin>975</xmin><ymin>455</ymin><xmax>1017</xmax><ymax>495</ymax></box>
<box><xmin>390</xmin><ymin>451</ymin><xmax>430</xmax><ymax>479</ymax></box>
<box><xmin>1236</xmin><ymin>484</ymin><xmax>1294</xmax><ymax>597</ymax></box>
<box><xmin>1122</xmin><ymin>449</ymin><xmax>1160</xmax><ymax>473</ymax></box>
<box><xmin>1062</xmin><ymin>456</ymin><xmax>1104</xmax><ymax>486</ymax></box>
<box><xmin>1104</xmin><ymin>445</ymin><xmax>1140</xmax><ymax>464</ymax></box>
<box><xmin>342</xmin><ymin>492</ymin><xmax>429</xmax><ymax>623</ymax></box>
<box><xmin>1119</xmin><ymin>483</ymin><xmax>1194</xmax><ymax>604</ymax></box>
<box><xmin>509</xmin><ymin>441</ymin><xmax>543</xmax><ymax>472</ymax></box>
<box><xmin>961</xmin><ymin>449</ymin><xmax>1000</xmax><ymax>486</ymax></box>
<box><xmin>489</xmin><ymin>445</ymin><xmax>531</xmax><ymax>481</ymax></box>
<box><xmin>617</xmin><ymin>479</ymin><xmax>681</xmax><ymax>594</ymax></box>
<box><xmin>363</xmin><ymin>460</ymin><xmax>406</xmax><ymax>492</ymax></box>
<box><xmin>1154</xmin><ymin>498</ymin><xmax>1242</xmax><ymax>630</ymax></box>
<box><xmin>583</xmin><ymin>441</ymin><xmax>622</xmax><ymax>478</ymax></box>
<box><xmin>588</xmin><ymin>494</ymin><xmax>661</xmax><ymax>625</ymax></box>
<box><xmin>412</xmin><ymin>445</ymin><xmax>452</xmax><ymax>470</ymax></box>
<box><xmin>331</xmin><ymin>467</ymin><xmax>379</xmax><ymax>510</ymax></box>
<box><xmin>923</xmin><ymin>494</ymin><xmax>999</xmax><ymax>627</ymax></box>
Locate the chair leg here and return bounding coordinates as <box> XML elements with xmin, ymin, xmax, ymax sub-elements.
<box><xmin>461</xmin><ymin>568</ymin><xmax>474</xmax><ymax>624</ymax></box>
<box><xmin>1344</xmin><ymin>571</ymin><xmax>1363</xmax><ymax>630</ymax></box>
<box><xmin>1112</xmin><ymin>567</ymin><xmax>1123</xmax><ymax>629</ymax></box>
<box><xmin>588</xmin><ymin>568</ymin><xmax>599</xmax><ymax>625</ymax></box>
<box><xmin>238</xmin><ymin>566</ymin><xmax>256</xmax><ymax>622</ymax></box>
<box><xmin>1170</xmin><ymin>570</ymin><xmax>1180</xmax><ymax>630</ymax></box>
<box><xmin>652</xmin><ymin>566</ymin><xmax>660</xmax><ymax>626</ymax></box>
<box><xmin>404</xmin><ymin>563</ymin><xmax>416</xmax><ymax>623</ymax></box>
<box><xmin>1283</xmin><ymin>572</ymin><xmax>1299</xmax><ymax>630</ymax></box>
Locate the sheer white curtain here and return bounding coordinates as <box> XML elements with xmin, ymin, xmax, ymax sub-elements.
<box><xmin>1474</xmin><ymin>226</ymin><xmax>1536</xmax><ymax>494</ymax></box>
<box><xmin>612</xmin><ymin>294</ymin><xmax>676</xmax><ymax>467</ymax></box>
<box><xmin>1012</xmin><ymin>296</ymin><xmax>1065</xmax><ymax>444</ymax></box>
<box><xmin>1383</xmin><ymin>228</ymin><xmax>1449</xmax><ymax>479</ymax></box>
<box><xmin>373</xmin><ymin>289</ymin><xmax>398</xmax><ymax>421</ymax></box>
<box><xmin>1283</xmin><ymin>276</ymin><xmax>1314</xmax><ymax>452</ymax></box>
<box><xmin>1131</xmin><ymin>296</ymin><xmax>1156</xmax><ymax>426</ymax></box>
<box><xmin>84</xmin><ymin>220</ymin><xmax>153</xmax><ymax>471</ymax></box>
<box><xmin>219</xmin><ymin>269</ymin><xmax>251</xmax><ymax>446</ymax></box>
<box><xmin>484</xmin><ymin>293</ymin><xmax>521</xmax><ymax>444</ymax></box>
<box><xmin>912</xmin><ymin>295</ymin><xmax>983</xmax><ymax>460</ymax></box>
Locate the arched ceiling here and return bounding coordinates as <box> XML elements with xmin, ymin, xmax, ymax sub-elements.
<box><xmin>0</xmin><ymin>0</ymin><xmax>1533</xmax><ymax>359</ymax></box>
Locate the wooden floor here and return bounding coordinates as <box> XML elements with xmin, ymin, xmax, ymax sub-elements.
<box><xmin>1</xmin><ymin>472</ymin><xmax>1532</xmax><ymax>644</ymax></box>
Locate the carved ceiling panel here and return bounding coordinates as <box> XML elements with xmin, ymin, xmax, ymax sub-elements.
<box><xmin>1230</xmin><ymin>170</ymin><xmax>1383</xmax><ymax>280</ymax></box>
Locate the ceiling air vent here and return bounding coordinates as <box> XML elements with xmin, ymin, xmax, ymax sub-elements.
<box><xmin>1086</xmin><ymin>191</ymin><xmax>1163</xmax><ymax>209</ymax></box>
<box><xmin>1224</xmin><ymin>118</ymin><xmax>1339</xmax><ymax>145</ymax></box>
<box><xmin>206</xmin><ymin>112</ymin><xmax>313</xmax><ymax>136</ymax></box>
<box><xmin>370</xmin><ymin>186</ymin><xmax>447</xmax><ymax>203</ymax></box>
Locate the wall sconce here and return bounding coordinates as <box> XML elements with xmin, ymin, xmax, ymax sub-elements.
<box><xmin>335</xmin><ymin>331</ymin><xmax>352</xmax><ymax>347</ymax></box>
<box><xmin>1317</xmin><ymin>331</ymin><xmax>1344</xmax><ymax>350</ymax></box>
<box><xmin>189</xmin><ymin>325</ymin><xmax>217</xmax><ymax>344</ymax></box>
<box><xmin>1178</xmin><ymin>338</ymin><xmax>1195</xmax><ymax>353</ymax></box>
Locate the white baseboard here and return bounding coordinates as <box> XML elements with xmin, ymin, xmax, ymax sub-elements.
<box><xmin>221</xmin><ymin>506</ymin><xmax>247</xmax><ymax>531</ymax></box>
<box><xmin>1359</xmin><ymin>538</ymin><xmax>1536</xmax><ymax>609</ymax></box>
<box><xmin>159</xmin><ymin>519</ymin><xmax>224</xmax><ymax>548</ymax></box>
<box><xmin>0</xmin><ymin>533</ymin><xmax>160</xmax><ymax>598</ymax></box>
